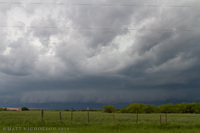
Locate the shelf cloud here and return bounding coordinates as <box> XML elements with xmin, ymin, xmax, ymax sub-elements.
<box><xmin>0</xmin><ymin>0</ymin><xmax>200</xmax><ymax>105</ymax></box>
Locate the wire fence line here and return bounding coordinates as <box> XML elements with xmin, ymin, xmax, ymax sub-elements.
<box><xmin>0</xmin><ymin>2</ymin><xmax>199</xmax><ymax>8</ymax></box>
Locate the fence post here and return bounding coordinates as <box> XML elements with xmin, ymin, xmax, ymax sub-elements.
<box><xmin>87</xmin><ymin>107</ymin><xmax>90</xmax><ymax>123</ymax></box>
<box><xmin>160</xmin><ymin>115</ymin><xmax>162</xmax><ymax>124</ymax></box>
<box><xmin>165</xmin><ymin>111</ymin><xmax>167</xmax><ymax>124</ymax></box>
<box><xmin>136</xmin><ymin>111</ymin><xmax>138</xmax><ymax>123</ymax></box>
<box><xmin>41</xmin><ymin>110</ymin><xmax>44</xmax><ymax>121</ymax></box>
<box><xmin>59</xmin><ymin>112</ymin><xmax>62</xmax><ymax>123</ymax></box>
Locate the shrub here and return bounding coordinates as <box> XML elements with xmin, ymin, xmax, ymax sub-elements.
<box><xmin>21</xmin><ymin>107</ymin><xmax>29</xmax><ymax>111</ymax></box>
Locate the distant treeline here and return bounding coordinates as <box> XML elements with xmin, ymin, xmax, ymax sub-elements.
<box><xmin>103</xmin><ymin>102</ymin><xmax>200</xmax><ymax>113</ymax></box>
<box><xmin>64</xmin><ymin>109</ymin><xmax>102</xmax><ymax>111</ymax></box>
<box><xmin>0</xmin><ymin>107</ymin><xmax>29</xmax><ymax>111</ymax></box>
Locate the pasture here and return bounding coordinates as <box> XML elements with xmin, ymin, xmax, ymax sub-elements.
<box><xmin>0</xmin><ymin>111</ymin><xmax>200</xmax><ymax>132</ymax></box>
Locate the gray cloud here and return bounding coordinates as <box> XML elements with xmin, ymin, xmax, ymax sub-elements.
<box><xmin>0</xmin><ymin>0</ymin><xmax>200</xmax><ymax>105</ymax></box>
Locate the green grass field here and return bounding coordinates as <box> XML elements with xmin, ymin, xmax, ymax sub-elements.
<box><xmin>0</xmin><ymin>111</ymin><xmax>200</xmax><ymax>133</ymax></box>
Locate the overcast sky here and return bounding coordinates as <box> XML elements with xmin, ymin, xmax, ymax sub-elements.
<box><xmin>0</xmin><ymin>0</ymin><xmax>200</xmax><ymax>106</ymax></box>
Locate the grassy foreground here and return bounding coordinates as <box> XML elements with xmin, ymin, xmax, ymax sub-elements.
<box><xmin>0</xmin><ymin>111</ymin><xmax>200</xmax><ymax>133</ymax></box>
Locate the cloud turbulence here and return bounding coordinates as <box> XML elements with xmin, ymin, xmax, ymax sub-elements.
<box><xmin>0</xmin><ymin>0</ymin><xmax>200</xmax><ymax>105</ymax></box>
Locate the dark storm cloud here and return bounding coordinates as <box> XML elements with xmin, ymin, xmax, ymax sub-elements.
<box><xmin>0</xmin><ymin>0</ymin><xmax>200</xmax><ymax>104</ymax></box>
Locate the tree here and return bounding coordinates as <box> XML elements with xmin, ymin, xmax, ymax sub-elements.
<box><xmin>21</xmin><ymin>107</ymin><xmax>29</xmax><ymax>111</ymax></box>
<box><xmin>144</xmin><ymin>105</ymin><xmax>157</xmax><ymax>113</ymax></box>
<box><xmin>185</xmin><ymin>103</ymin><xmax>196</xmax><ymax>113</ymax></box>
<box><xmin>119</xmin><ymin>106</ymin><xmax>128</xmax><ymax>113</ymax></box>
<box><xmin>178</xmin><ymin>103</ymin><xmax>187</xmax><ymax>113</ymax></box>
<box><xmin>127</xmin><ymin>103</ymin><xmax>144</xmax><ymax>113</ymax></box>
<box><xmin>194</xmin><ymin>103</ymin><xmax>200</xmax><ymax>114</ymax></box>
<box><xmin>158</xmin><ymin>103</ymin><xmax>174</xmax><ymax>113</ymax></box>
<box><xmin>103</xmin><ymin>105</ymin><xmax>116</xmax><ymax>113</ymax></box>
<box><xmin>166</xmin><ymin>103</ymin><xmax>175</xmax><ymax>113</ymax></box>
<box><xmin>127</xmin><ymin>103</ymin><xmax>144</xmax><ymax>123</ymax></box>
